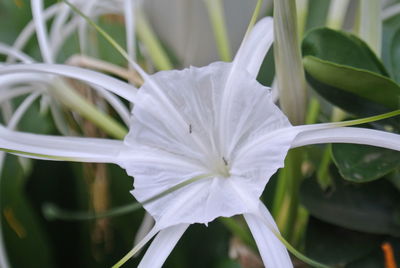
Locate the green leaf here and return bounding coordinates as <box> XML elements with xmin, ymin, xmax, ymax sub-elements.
<box><xmin>300</xmin><ymin>169</ymin><xmax>400</xmax><ymax>236</ymax></box>
<box><xmin>302</xmin><ymin>28</ymin><xmax>388</xmax><ymax>75</ymax></box>
<box><xmin>382</xmin><ymin>14</ymin><xmax>400</xmax><ymax>82</ymax></box>
<box><xmin>305</xmin><ymin>217</ymin><xmax>382</xmax><ymax>265</ymax></box>
<box><xmin>303</xmin><ymin>56</ymin><xmax>400</xmax><ymax>110</ymax></box>
<box><xmin>392</xmin><ymin>30</ymin><xmax>400</xmax><ymax>84</ymax></box>
<box><xmin>302</xmin><ymin>28</ymin><xmax>400</xmax><ymax>119</ymax></box>
<box><xmin>1</xmin><ymin>156</ymin><xmax>55</xmax><ymax>267</ymax></box>
<box><xmin>332</xmin><ymin>144</ymin><xmax>400</xmax><ymax>183</ymax></box>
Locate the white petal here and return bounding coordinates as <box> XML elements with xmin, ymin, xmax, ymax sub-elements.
<box><xmin>31</xmin><ymin>0</ymin><xmax>54</xmax><ymax>63</ymax></box>
<box><xmin>0</xmin><ymin>43</ymin><xmax>34</xmax><ymax>63</ymax></box>
<box><xmin>9</xmin><ymin>3</ymin><xmax>61</xmax><ymax>63</ymax></box>
<box><xmin>291</xmin><ymin>127</ymin><xmax>400</xmax><ymax>151</ymax></box>
<box><xmin>234</xmin><ymin>17</ymin><xmax>274</xmax><ymax>78</ymax></box>
<box><xmin>0</xmin><ymin>126</ymin><xmax>125</xmax><ymax>163</ymax></box>
<box><xmin>134</xmin><ymin>212</ymin><xmax>155</xmax><ymax>248</ymax></box>
<box><xmin>138</xmin><ymin>223</ymin><xmax>189</xmax><ymax>268</ymax></box>
<box><xmin>0</xmin><ymin>64</ymin><xmax>137</xmax><ymax>102</ymax></box>
<box><xmin>244</xmin><ymin>202</ymin><xmax>293</xmax><ymax>268</ymax></box>
<box><xmin>124</xmin><ymin>0</ymin><xmax>137</xmax><ymax>62</ymax></box>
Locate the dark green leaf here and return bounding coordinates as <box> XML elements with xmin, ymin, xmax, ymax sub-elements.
<box><xmin>332</xmin><ymin>144</ymin><xmax>400</xmax><ymax>182</ymax></box>
<box><xmin>303</xmin><ymin>56</ymin><xmax>400</xmax><ymax>110</ymax></box>
<box><xmin>302</xmin><ymin>28</ymin><xmax>388</xmax><ymax>76</ymax></box>
<box><xmin>300</xmin><ymin>169</ymin><xmax>400</xmax><ymax>236</ymax></box>
<box><xmin>1</xmin><ymin>156</ymin><xmax>55</xmax><ymax>268</ymax></box>
<box><xmin>382</xmin><ymin>14</ymin><xmax>400</xmax><ymax>82</ymax></box>
<box><xmin>305</xmin><ymin>217</ymin><xmax>382</xmax><ymax>265</ymax></box>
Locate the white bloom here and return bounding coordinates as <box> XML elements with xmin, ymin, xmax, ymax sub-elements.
<box><xmin>1</xmin><ymin>17</ymin><xmax>400</xmax><ymax>268</ymax></box>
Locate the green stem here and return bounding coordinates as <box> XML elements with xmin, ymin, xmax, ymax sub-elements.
<box><xmin>272</xmin><ymin>148</ymin><xmax>303</xmax><ymax>243</ymax></box>
<box><xmin>136</xmin><ymin>10</ymin><xmax>174</xmax><ymax>70</ymax></box>
<box><xmin>51</xmin><ymin>79</ymin><xmax>127</xmax><ymax>139</ymax></box>
<box><xmin>356</xmin><ymin>0</ymin><xmax>382</xmax><ymax>55</ymax></box>
<box><xmin>305</xmin><ymin>97</ymin><xmax>320</xmax><ymax>125</ymax></box>
<box><xmin>296</xmin><ymin>0</ymin><xmax>309</xmax><ymax>38</ymax></box>
<box><xmin>204</xmin><ymin>0</ymin><xmax>232</xmax><ymax>62</ymax></box>
<box><xmin>274</xmin><ymin>0</ymin><xmax>307</xmax><ymax>125</ymax></box>
<box><xmin>219</xmin><ymin>217</ymin><xmax>257</xmax><ymax>249</ymax></box>
<box><xmin>326</xmin><ymin>0</ymin><xmax>350</xmax><ymax>29</ymax></box>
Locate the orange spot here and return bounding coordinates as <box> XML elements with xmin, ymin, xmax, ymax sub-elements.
<box><xmin>3</xmin><ymin>207</ymin><xmax>26</xmax><ymax>238</ymax></box>
<box><xmin>382</xmin><ymin>242</ymin><xmax>398</xmax><ymax>268</ymax></box>
<box><xmin>13</xmin><ymin>0</ymin><xmax>24</xmax><ymax>8</ymax></box>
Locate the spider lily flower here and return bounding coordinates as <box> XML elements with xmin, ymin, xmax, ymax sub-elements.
<box><xmin>1</xmin><ymin>18</ymin><xmax>400</xmax><ymax>268</ymax></box>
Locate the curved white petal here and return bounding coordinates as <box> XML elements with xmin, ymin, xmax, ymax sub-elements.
<box><xmin>244</xmin><ymin>202</ymin><xmax>293</xmax><ymax>268</ymax></box>
<box><xmin>0</xmin><ymin>126</ymin><xmax>125</xmax><ymax>163</ymax></box>
<box><xmin>9</xmin><ymin>3</ymin><xmax>61</xmax><ymax>63</ymax></box>
<box><xmin>134</xmin><ymin>212</ymin><xmax>155</xmax><ymax>248</ymax></box>
<box><xmin>138</xmin><ymin>223</ymin><xmax>189</xmax><ymax>268</ymax></box>
<box><xmin>0</xmin><ymin>64</ymin><xmax>137</xmax><ymax>102</ymax></box>
<box><xmin>291</xmin><ymin>127</ymin><xmax>400</xmax><ymax>151</ymax></box>
<box><xmin>124</xmin><ymin>0</ymin><xmax>137</xmax><ymax>62</ymax></box>
<box><xmin>0</xmin><ymin>43</ymin><xmax>34</xmax><ymax>63</ymax></box>
<box><xmin>31</xmin><ymin>0</ymin><xmax>53</xmax><ymax>63</ymax></box>
<box><xmin>7</xmin><ymin>92</ymin><xmax>41</xmax><ymax>130</ymax></box>
<box><xmin>234</xmin><ymin>17</ymin><xmax>274</xmax><ymax>78</ymax></box>
<box><xmin>0</xmin><ymin>87</ymin><xmax>38</xmax><ymax>103</ymax></box>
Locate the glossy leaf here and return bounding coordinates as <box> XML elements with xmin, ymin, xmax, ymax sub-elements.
<box><xmin>300</xmin><ymin>170</ymin><xmax>400</xmax><ymax>236</ymax></box>
<box><xmin>305</xmin><ymin>217</ymin><xmax>382</xmax><ymax>265</ymax></box>
<box><xmin>332</xmin><ymin>144</ymin><xmax>400</xmax><ymax>182</ymax></box>
<box><xmin>303</xmin><ymin>56</ymin><xmax>400</xmax><ymax>110</ymax></box>
<box><xmin>302</xmin><ymin>28</ymin><xmax>400</xmax><ymax>117</ymax></box>
<box><xmin>302</xmin><ymin>28</ymin><xmax>388</xmax><ymax>75</ymax></box>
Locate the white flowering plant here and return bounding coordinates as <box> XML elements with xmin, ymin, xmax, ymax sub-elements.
<box><xmin>0</xmin><ymin>0</ymin><xmax>400</xmax><ymax>267</ymax></box>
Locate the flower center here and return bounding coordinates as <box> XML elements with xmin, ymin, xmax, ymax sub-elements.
<box><xmin>211</xmin><ymin>156</ymin><xmax>231</xmax><ymax>178</ymax></box>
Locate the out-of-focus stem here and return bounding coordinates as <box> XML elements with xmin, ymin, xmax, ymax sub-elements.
<box><xmin>296</xmin><ymin>0</ymin><xmax>309</xmax><ymax>38</ymax></box>
<box><xmin>204</xmin><ymin>0</ymin><xmax>232</xmax><ymax>62</ymax></box>
<box><xmin>273</xmin><ymin>0</ymin><xmax>307</xmax><ymax>125</ymax></box>
<box><xmin>326</xmin><ymin>0</ymin><xmax>350</xmax><ymax>29</ymax></box>
<box><xmin>356</xmin><ymin>0</ymin><xmax>382</xmax><ymax>55</ymax></box>
<box><xmin>51</xmin><ymin>79</ymin><xmax>128</xmax><ymax>139</ymax></box>
<box><xmin>136</xmin><ymin>10</ymin><xmax>173</xmax><ymax>70</ymax></box>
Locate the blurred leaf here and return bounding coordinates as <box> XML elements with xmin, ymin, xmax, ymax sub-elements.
<box><xmin>305</xmin><ymin>217</ymin><xmax>382</xmax><ymax>265</ymax></box>
<box><xmin>304</xmin><ymin>0</ymin><xmax>330</xmax><ymax>32</ymax></box>
<box><xmin>382</xmin><ymin>14</ymin><xmax>400</xmax><ymax>82</ymax></box>
<box><xmin>215</xmin><ymin>259</ymin><xmax>241</xmax><ymax>268</ymax></box>
<box><xmin>332</xmin><ymin>144</ymin><xmax>400</xmax><ymax>183</ymax></box>
<box><xmin>1</xmin><ymin>156</ymin><xmax>55</xmax><ymax>268</ymax></box>
<box><xmin>391</xmin><ymin>30</ymin><xmax>400</xmax><ymax>84</ymax></box>
<box><xmin>300</xmin><ymin>169</ymin><xmax>400</xmax><ymax>236</ymax></box>
<box><xmin>346</xmin><ymin>248</ymin><xmax>385</xmax><ymax>268</ymax></box>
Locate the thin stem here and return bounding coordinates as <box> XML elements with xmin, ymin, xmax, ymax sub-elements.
<box><xmin>273</xmin><ymin>148</ymin><xmax>303</xmax><ymax>244</ymax></box>
<box><xmin>219</xmin><ymin>217</ymin><xmax>257</xmax><ymax>250</ymax></box>
<box><xmin>51</xmin><ymin>79</ymin><xmax>128</xmax><ymax>139</ymax></box>
<box><xmin>296</xmin><ymin>0</ymin><xmax>309</xmax><ymax>38</ymax></box>
<box><xmin>43</xmin><ymin>174</ymin><xmax>212</xmax><ymax>221</ymax></box>
<box><xmin>204</xmin><ymin>0</ymin><xmax>232</xmax><ymax>62</ymax></box>
<box><xmin>136</xmin><ymin>10</ymin><xmax>173</xmax><ymax>70</ymax></box>
<box><xmin>326</xmin><ymin>0</ymin><xmax>350</xmax><ymax>29</ymax></box>
<box><xmin>356</xmin><ymin>0</ymin><xmax>382</xmax><ymax>55</ymax></box>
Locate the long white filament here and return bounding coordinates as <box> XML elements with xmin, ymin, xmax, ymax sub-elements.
<box><xmin>31</xmin><ymin>0</ymin><xmax>54</xmax><ymax>63</ymax></box>
<box><xmin>291</xmin><ymin>127</ymin><xmax>400</xmax><ymax>151</ymax></box>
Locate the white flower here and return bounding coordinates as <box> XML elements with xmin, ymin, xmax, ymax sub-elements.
<box><xmin>1</xmin><ymin>17</ymin><xmax>400</xmax><ymax>268</ymax></box>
